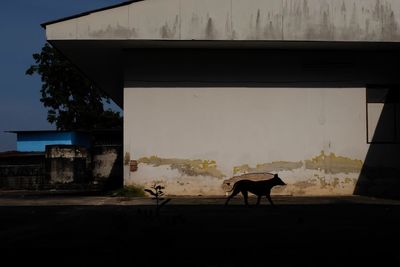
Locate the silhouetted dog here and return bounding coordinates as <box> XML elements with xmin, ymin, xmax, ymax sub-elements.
<box><xmin>224</xmin><ymin>173</ymin><xmax>286</xmax><ymax>206</ymax></box>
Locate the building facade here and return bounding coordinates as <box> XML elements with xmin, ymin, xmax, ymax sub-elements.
<box><xmin>10</xmin><ymin>131</ymin><xmax>91</xmax><ymax>152</ymax></box>
<box><xmin>43</xmin><ymin>0</ymin><xmax>400</xmax><ymax>198</ymax></box>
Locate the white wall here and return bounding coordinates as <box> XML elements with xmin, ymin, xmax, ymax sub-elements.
<box><xmin>124</xmin><ymin>87</ymin><xmax>369</xmax><ymax>196</ymax></box>
<box><xmin>47</xmin><ymin>0</ymin><xmax>400</xmax><ymax>42</ymax></box>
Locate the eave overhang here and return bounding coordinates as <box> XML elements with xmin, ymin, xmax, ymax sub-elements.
<box><xmin>43</xmin><ymin>0</ymin><xmax>400</xmax><ymax>107</ymax></box>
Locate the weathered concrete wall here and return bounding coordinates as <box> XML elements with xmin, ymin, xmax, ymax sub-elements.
<box><xmin>0</xmin><ymin>152</ymin><xmax>45</xmax><ymax>189</ymax></box>
<box><xmin>92</xmin><ymin>145</ymin><xmax>123</xmax><ymax>189</ymax></box>
<box><xmin>45</xmin><ymin>145</ymin><xmax>88</xmax><ymax>185</ymax></box>
<box><xmin>124</xmin><ymin>87</ymin><xmax>379</xmax><ymax>196</ymax></box>
<box><xmin>0</xmin><ymin>146</ymin><xmax>123</xmax><ymax>190</ymax></box>
<box><xmin>46</xmin><ymin>0</ymin><xmax>400</xmax><ymax>42</ymax></box>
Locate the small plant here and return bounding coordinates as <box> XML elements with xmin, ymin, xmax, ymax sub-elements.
<box><xmin>144</xmin><ymin>183</ymin><xmax>171</xmax><ymax>216</ymax></box>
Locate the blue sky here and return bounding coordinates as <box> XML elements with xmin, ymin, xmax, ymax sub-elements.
<box><xmin>0</xmin><ymin>0</ymin><xmax>124</xmax><ymax>151</ymax></box>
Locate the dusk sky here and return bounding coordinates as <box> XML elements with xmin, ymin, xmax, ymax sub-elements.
<box><xmin>0</xmin><ymin>0</ymin><xmax>124</xmax><ymax>152</ymax></box>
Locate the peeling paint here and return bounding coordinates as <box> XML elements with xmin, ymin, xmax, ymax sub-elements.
<box><xmin>305</xmin><ymin>151</ymin><xmax>362</xmax><ymax>174</ymax></box>
<box><xmin>281</xmin><ymin>174</ymin><xmax>359</xmax><ymax>196</ymax></box>
<box><xmin>344</xmin><ymin>177</ymin><xmax>358</xmax><ymax>186</ymax></box>
<box><xmin>233</xmin><ymin>161</ymin><xmax>303</xmax><ymax>175</ymax></box>
<box><xmin>293</xmin><ymin>180</ymin><xmax>317</xmax><ymax>189</ymax></box>
<box><xmin>332</xmin><ymin>177</ymin><xmax>340</xmax><ymax>188</ymax></box>
<box><xmin>123</xmin><ymin>87</ymin><xmax>372</xmax><ymax>196</ymax></box>
<box><xmin>138</xmin><ymin>156</ymin><xmax>225</xmax><ymax>179</ymax></box>
<box><xmin>316</xmin><ymin>175</ymin><xmax>329</xmax><ymax>189</ymax></box>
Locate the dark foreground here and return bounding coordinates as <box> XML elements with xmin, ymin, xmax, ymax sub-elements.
<box><xmin>1</xmin><ymin>195</ymin><xmax>400</xmax><ymax>266</ymax></box>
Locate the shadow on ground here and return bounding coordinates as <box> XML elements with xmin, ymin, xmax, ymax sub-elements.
<box><xmin>1</xmin><ymin>196</ymin><xmax>400</xmax><ymax>266</ymax></box>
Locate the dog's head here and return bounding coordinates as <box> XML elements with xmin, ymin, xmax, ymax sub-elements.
<box><xmin>273</xmin><ymin>173</ymin><xmax>286</xmax><ymax>186</ymax></box>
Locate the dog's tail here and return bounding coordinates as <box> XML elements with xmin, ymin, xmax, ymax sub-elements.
<box><xmin>226</xmin><ymin>182</ymin><xmax>237</xmax><ymax>193</ymax></box>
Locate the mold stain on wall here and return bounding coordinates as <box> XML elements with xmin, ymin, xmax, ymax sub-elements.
<box><xmin>233</xmin><ymin>161</ymin><xmax>303</xmax><ymax>175</ymax></box>
<box><xmin>305</xmin><ymin>151</ymin><xmax>362</xmax><ymax>174</ymax></box>
<box><xmin>134</xmin><ymin>152</ymin><xmax>362</xmax><ymax>196</ymax></box>
<box><xmin>225</xmin><ymin>151</ymin><xmax>362</xmax><ymax>195</ymax></box>
<box><xmin>138</xmin><ymin>156</ymin><xmax>225</xmax><ymax>179</ymax></box>
<box><xmin>285</xmin><ymin>176</ymin><xmax>358</xmax><ymax>196</ymax></box>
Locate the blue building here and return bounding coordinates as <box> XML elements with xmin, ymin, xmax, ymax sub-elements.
<box><xmin>9</xmin><ymin>131</ymin><xmax>92</xmax><ymax>152</ymax></box>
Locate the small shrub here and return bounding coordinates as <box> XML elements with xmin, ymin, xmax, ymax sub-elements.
<box><xmin>110</xmin><ymin>184</ymin><xmax>146</xmax><ymax>197</ymax></box>
<box><xmin>145</xmin><ymin>183</ymin><xmax>171</xmax><ymax>216</ymax></box>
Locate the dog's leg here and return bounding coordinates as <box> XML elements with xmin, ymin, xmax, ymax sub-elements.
<box><xmin>266</xmin><ymin>194</ymin><xmax>274</xmax><ymax>206</ymax></box>
<box><xmin>225</xmin><ymin>188</ymin><xmax>239</xmax><ymax>206</ymax></box>
<box><xmin>242</xmin><ymin>191</ymin><xmax>249</xmax><ymax>206</ymax></box>
<box><xmin>224</xmin><ymin>195</ymin><xmax>232</xmax><ymax>206</ymax></box>
<box><xmin>225</xmin><ymin>193</ymin><xmax>235</xmax><ymax>206</ymax></box>
<box><xmin>256</xmin><ymin>195</ymin><xmax>261</xmax><ymax>206</ymax></box>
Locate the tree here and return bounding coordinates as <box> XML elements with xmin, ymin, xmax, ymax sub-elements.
<box><xmin>26</xmin><ymin>43</ymin><xmax>122</xmax><ymax>130</ymax></box>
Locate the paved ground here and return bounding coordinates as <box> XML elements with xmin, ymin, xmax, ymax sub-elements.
<box><xmin>1</xmin><ymin>192</ymin><xmax>400</xmax><ymax>266</ymax></box>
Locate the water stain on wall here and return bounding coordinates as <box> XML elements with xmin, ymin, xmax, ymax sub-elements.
<box><xmin>205</xmin><ymin>17</ymin><xmax>217</xmax><ymax>39</ymax></box>
<box><xmin>225</xmin><ymin>11</ymin><xmax>235</xmax><ymax>39</ymax></box>
<box><xmin>233</xmin><ymin>161</ymin><xmax>303</xmax><ymax>175</ymax></box>
<box><xmin>138</xmin><ymin>156</ymin><xmax>225</xmax><ymax>179</ymax></box>
<box><xmin>247</xmin><ymin>8</ymin><xmax>282</xmax><ymax>40</ymax></box>
<box><xmin>305</xmin><ymin>151</ymin><xmax>362</xmax><ymax>174</ymax></box>
<box><xmin>88</xmin><ymin>24</ymin><xmax>137</xmax><ymax>38</ymax></box>
<box><xmin>79</xmin><ymin>0</ymin><xmax>400</xmax><ymax>42</ymax></box>
<box><xmin>285</xmin><ymin>0</ymin><xmax>400</xmax><ymax>41</ymax></box>
<box><xmin>160</xmin><ymin>15</ymin><xmax>179</xmax><ymax>39</ymax></box>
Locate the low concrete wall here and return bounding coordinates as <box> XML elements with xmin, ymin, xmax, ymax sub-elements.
<box><xmin>0</xmin><ymin>165</ymin><xmax>45</xmax><ymax>189</ymax></box>
<box><xmin>0</xmin><ymin>145</ymin><xmax>123</xmax><ymax>191</ymax></box>
<box><xmin>0</xmin><ymin>152</ymin><xmax>46</xmax><ymax>190</ymax></box>
<box><xmin>45</xmin><ymin>145</ymin><xmax>88</xmax><ymax>185</ymax></box>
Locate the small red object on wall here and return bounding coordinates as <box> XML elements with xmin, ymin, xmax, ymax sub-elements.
<box><xmin>130</xmin><ymin>160</ymin><xmax>138</xmax><ymax>172</ymax></box>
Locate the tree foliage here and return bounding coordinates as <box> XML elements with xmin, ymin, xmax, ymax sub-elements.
<box><xmin>26</xmin><ymin>43</ymin><xmax>122</xmax><ymax>130</ymax></box>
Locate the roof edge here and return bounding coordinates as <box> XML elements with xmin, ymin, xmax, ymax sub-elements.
<box><xmin>6</xmin><ymin>130</ymin><xmax>81</xmax><ymax>134</ymax></box>
<box><xmin>6</xmin><ymin>129</ymin><xmax>122</xmax><ymax>134</ymax></box>
<box><xmin>41</xmin><ymin>0</ymin><xmax>143</xmax><ymax>28</ymax></box>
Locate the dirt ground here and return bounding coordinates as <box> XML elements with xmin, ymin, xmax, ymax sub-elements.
<box><xmin>1</xmin><ymin>192</ymin><xmax>400</xmax><ymax>266</ymax></box>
